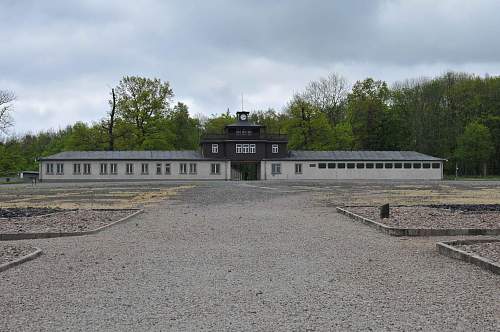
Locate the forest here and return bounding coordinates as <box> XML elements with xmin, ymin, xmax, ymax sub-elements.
<box><xmin>1</xmin><ymin>72</ymin><xmax>499</xmax><ymax>177</ymax></box>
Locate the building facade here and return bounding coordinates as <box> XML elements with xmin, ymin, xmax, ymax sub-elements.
<box><xmin>39</xmin><ymin>111</ymin><xmax>445</xmax><ymax>181</ymax></box>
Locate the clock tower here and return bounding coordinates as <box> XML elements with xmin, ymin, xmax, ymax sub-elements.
<box><xmin>237</xmin><ymin>111</ymin><xmax>249</xmax><ymax>122</ymax></box>
<box><xmin>199</xmin><ymin>111</ymin><xmax>288</xmax><ymax>180</ymax></box>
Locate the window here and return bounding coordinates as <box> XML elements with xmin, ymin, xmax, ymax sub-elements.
<box><xmin>356</xmin><ymin>163</ymin><xmax>364</xmax><ymax>169</ymax></box>
<box><xmin>236</xmin><ymin>129</ymin><xmax>241</xmax><ymax>135</ymax></box>
<box><xmin>156</xmin><ymin>163</ymin><xmax>162</xmax><ymax>175</ymax></box>
<box><xmin>126</xmin><ymin>163</ymin><xmax>134</xmax><ymax>175</ymax></box>
<box><xmin>83</xmin><ymin>163</ymin><xmax>91</xmax><ymax>175</ymax></box>
<box><xmin>211</xmin><ymin>163</ymin><xmax>220</xmax><ymax>175</ymax></box>
<box><xmin>179</xmin><ymin>163</ymin><xmax>187</xmax><ymax>174</ymax></box>
<box><xmin>212</xmin><ymin>144</ymin><xmax>219</xmax><ymax>154</ymax></box>
<box><xmin>328</xmin><ymin>163</ymin><xmax>335</xmax><ymax>169</ymax></box>
<box><xmin>318</xmin><ymin>163</ymin><xmax>326</xmax><ymax>169</ymax></box>
<box><xmin>271</xmin><ymin>163</ymin><xmax>281</xmax><ymax>174</ymax></box>
<box><xmin>347</xmin><ymin>163</ymin><xmax>355</xmax><ymax>169</ymax></box>
<box><xmin>394</xmin><ymin>163</ymin><xmax>402</xmax><ymax>169</ymax></box>
<box><xmin>56</xmin><ymin>163</ymin><xmax>64</xmax><ymax>175</ymax></box>
<box><xmin>337</xmin><ymin>163</ymin><xmax>346</xmax><ymax>169</ymax></box>
<box><xmin>366</xmin><ymin>163</ymin><xmax>374</xmax><ymax>169</ymax></box>
<box><xmin>375</xmin><ymin>163</ymin><xmax>383</xmax><ymax>169</ymax></box>
<box><xmin>73</xmin><ymin>163</ymin><xmax>81</xmax><ymax>174</ymax></box>
<box><xmin>404</xmin><ymin>163</ymin><xmax>412</xmax><ymax>169</ymax></box>
<box><xmin>272</xmin><ymin>144</ymin><xmax>279</xmax><ymax>154</ymax></box>
<box><xmin>295</xmin><ymin>163</ymin><xmax>302</xmax><ymax>174</ymax></box>
<box><xmin>189</xmin><ymin>163</ymin><xmax>197</xmax><ymax>174</ymax></box>
<box><xmin>141</xmin><ymin>163</ymin><xmax>149</xmax><ymax>174</ymax></box>
<box><xmin>165</xmin><ymin>163</ymin><xmax>171</xmax><ymax>175</ymax></box>
<box><xmin>100</xmin><ymin>163</ymin><xmax>107</xmax><ymax>175</ymax></box>
<box><xmin>385</xmin><ymin>163</ymin><xmax>393</xmax><ymax>169</ymax></box>
<box><xmin>236</xmin><ymin>143</ymin><xmax>256</xmax><ymax>154</ymax></box>
<box><xmin>423</xmin><ymin>163</ymin><xmax>431</xmax><ymax>169</ymax></box>
<box><xmin>413</xmin><ymin>163</ymin><xmax>421</xmax><ymax>169</ymax></box>
<box><xmin>110</xmin><ymin>163</ymin><xmax>118</xmax><ymax>174</ymax></box>
<box><xmin>309</xmin><ymin>164</ymin><xmax>316</xmax><ymax>167</ymax></box>
<box><xmin>432</xmin><ymin>163</ymin><xmax>441</xmax><ymax>169</ymax></box>
<box><xmin>46</xmin><ymin>163</ymin><xmax>54</xmax><ymax>174</ymax></box>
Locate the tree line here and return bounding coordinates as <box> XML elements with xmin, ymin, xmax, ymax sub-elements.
<box><xmin>1</xmin><ymin>72</ymin><xmax>499</xmax><ymax>177</ymax></box>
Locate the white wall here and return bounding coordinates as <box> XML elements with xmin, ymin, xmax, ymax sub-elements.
<box><xmin>40</xmin><ymin>159</ymin><xmax>443</xmax><ymax>181</ymax></box>
<box><xmin>40</xmin><ymin>160</ymin><xmax>229</xmax><ymax>181</ymax></box>
<box><xmin>262</xmin><ymin>160</ymin><xmax>443</xmax><ymax>180</ymax></box>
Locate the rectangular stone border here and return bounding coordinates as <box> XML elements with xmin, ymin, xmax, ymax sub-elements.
<box><xmin>0</xmin><ymin>209</ymin><xmax>143</xmax><ymax>241</ymax></box>
<box><xmin>336</xmin><ymin>207</ymin><xmax>500</xmax><ymax>237</ymax></box>
<box><xmin>437</xmin><ymin>239</ymin><xmax>500</xmax><ymax>275</ymax></box>
<box><xmin>0</xmin><ymin>247</ymin><xmax>43</xmax><ymax>273</ymax></box>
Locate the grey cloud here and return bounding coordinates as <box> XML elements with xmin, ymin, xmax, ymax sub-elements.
<box><xmin>1</xmin><ymin>0</ymin><xmax>500</xmax><ymax>134</ymax></box>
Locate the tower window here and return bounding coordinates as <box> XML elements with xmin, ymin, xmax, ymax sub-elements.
<box><xmin>272</xmin><ymin>144</ymin><xmax>279</xmax><ymax>153</ymax></box>
<box><xmin>211</xmin><ymin>144</ymin><xmax>219</xmax><ymax>154</ymax></box>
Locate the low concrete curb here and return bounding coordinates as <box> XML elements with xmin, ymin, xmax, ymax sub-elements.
<box><xmin>336</xmin><ymin>207</ymin><xmax>500</xmax><ymax>237</ymax></box>
<box><xmin>0</xmin><ymin>209</ymin><xmax>143</xmax><ymax>241</ymax></box>
<box><xmin>437</xmin><ymin>239</ymin><xmax>500</xmax><ymax>275</ymax></box>
<box><xmin>0</xmin><ymin>247</ymin><xmax>43</xmax><ymax>273</ymax></box>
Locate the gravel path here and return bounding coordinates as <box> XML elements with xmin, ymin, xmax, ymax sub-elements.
<box><xmin>0</xmin><ymin>244</ymin><xmax>37</xmax><ymax>265</ymax></box>
<box><xmin>347</xmin><ymin>206</ymin><xmax>500</xmax><ymax>229</ymax></box>
<box><xmin>457</xmin><ymin>242</ymin><xmax>500</xmax><ymax>263</ymax></box>
<box><xmin>0</xmin><ymin>182</ymin><xmax>499</xmax><ymax>331</ymax></box>
<box><xmin>0</xmin><ymin>209</ymin><xmax>135</xmax><ymax>233</ymax></box>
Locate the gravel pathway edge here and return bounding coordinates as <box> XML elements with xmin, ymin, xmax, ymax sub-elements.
<box><xmin>336</xmin><ymin>207</ymin><xmax>500</xmax><ymax>236</ymax></box>
<box><xmin>0</xmin><ymin>209</ymin><xmax>144</xmax><ymax>241</ymax></box>
<box><xmin>437</xmin><ymin>239</ymin><xmax>500</xmax><ymax>275</ymax></box>
<box><xmin>0</xmin><ymin>247</ymin><xmax>42</xmax><ymax>273</ymax></box>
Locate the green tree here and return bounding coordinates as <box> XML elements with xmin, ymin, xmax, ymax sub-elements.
<box><xmin>114</xmin><ymin>76</ymin><xmax>174</xmax><ymax>146</ymax></box>
<box><xmin>331</xmin><ymin>122</ymin><xmax>355</xmax><ymax>150</ymax></box>
<box><xmin>285</xmin><ymin>97</ymin><xmax>335</xmax><ymax>150</ymax></box>
<box><xmin>63</xmin><ymin>122</ymin><xmax>106</xmax><ymax>151</ymax></box>
<box><xmin>347</xmin><ymin>78</ymin><xmax>390</xmax><ymax>150</ymax></box>
<box><xmin>455</xmin><ymin>122</ymin><xmax>494</xmax><ymax>176</ymax></box>
<box><xmin>203</xmin><ymin>110</ymin><xmax>235</xmax><ymax>134</ymax></box>
<box><xmin>167</xmin><ymin>102</ymin><xmax>200</xmax><ymax>150</ymax></box>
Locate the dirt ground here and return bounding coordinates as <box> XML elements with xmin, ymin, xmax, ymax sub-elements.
<box><xmin>1</xmin><ymin>180</ymin><xmax>500</xmax><ymax>210</ymax></box>
<box><xmin>0</xmin><ymin>182</ymin><xmax>194</xmax><ymax>209</ymax></box>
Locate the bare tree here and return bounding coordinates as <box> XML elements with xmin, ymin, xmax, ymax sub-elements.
<box><xmin>0</xmin><ymin>90</ymin><xmax>15</xmax><ymax>134</ymax></box>
<box><xmin>301</xmin><ymin>73</ymin><xmax>349</xmax><ymax>125</ymax></box>
<box><xmin>106</xmin><ymin>88</ymin><xmax>117</xmax><ymax>151</ymax></box>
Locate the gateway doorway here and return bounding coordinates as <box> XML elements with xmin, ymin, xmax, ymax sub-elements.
<box><xmin>231</xmin><ymin>162</ymin><xmax>260</xmax><ymax>181</ymax></box>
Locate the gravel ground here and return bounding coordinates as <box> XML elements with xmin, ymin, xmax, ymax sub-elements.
<box><xmin>347</xmin><ymin>206</ymin><xmax>500</xmax><ymax>229</ymax></box>
<box><xmin>0</xmin><ymin>181</ymin><xmax>499</xmax><ymax>331</ymax></box>
<box><xmin>0</xmin><ymin>209</ymin><xmax>135</xmax><ymax>233</ymax></box>
<box><xmin>0</xmin><ymin>207</ymin><xmax>63</xmax><ymax>218</ymax></box>
<box><xmin>0</xmin><ymin>244</ymin><xmax>37</xmax><ymax>265</ymax></box>
<box><xmin>457</xmin><ymin>242</ymin><xmax>500</xmax><ymax>263</ymax></box>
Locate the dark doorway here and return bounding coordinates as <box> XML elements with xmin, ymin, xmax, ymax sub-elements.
<box><xmin>231</xmin><ymin>162</ymin><xmax>260</xmax><ymax>181</ymax></box>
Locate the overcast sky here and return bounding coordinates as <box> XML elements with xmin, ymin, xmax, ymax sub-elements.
<box><xmin>2</xmin><ymin>0</ymin><xmax>500</xmax><ymax>135</ymax></box>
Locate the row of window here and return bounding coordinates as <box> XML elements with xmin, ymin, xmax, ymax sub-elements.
<box><xmin>270</xmin><ymin>162</ymin><xmax>441</xmax><ymax>175</ymax></box>
<box><xmin>46</xmin><ymin>163</ymin><xmax>222</xmax><ymax>176</ymax></box>
<box><xmin>236</xmin><ymin>144</ymin><xmax>256</xmax><ymax>154</ymax></box>
<box><xmin>311</xmin><ymin>162</ymin><xmax>441</xmax><ymax>170</ymax></box>
<box><xmin>235</xmin><ymin>129</ymin><xmax>254</xmax><ymax>136</ymax></box>
<box><xmin>234</xmin><ymin>144</ymin><xmax>279</xmax><ymax>154</ymax></box>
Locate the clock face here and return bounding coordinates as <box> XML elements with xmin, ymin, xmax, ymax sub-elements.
<box><xmin>240</xmin><ymin>114</ymin><xmax>247</xmax><ymax>121</ymax></box>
